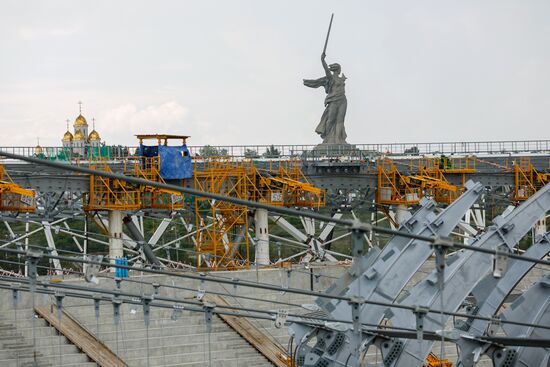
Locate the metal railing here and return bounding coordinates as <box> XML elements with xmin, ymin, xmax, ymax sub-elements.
<box><xmin>185</xmin><ymin>140</ymin><xmax>550</xmax><ymax>159</ymax></box>
<box><xmin>1</xmin><ymin>139</ymin><xmax>549</xmax><ymax>162</ymax></box>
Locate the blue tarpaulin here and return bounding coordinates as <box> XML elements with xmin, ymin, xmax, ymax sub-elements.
<box><xmin>138</xmin><ymin>144</ymin><xmax>192</xmax><ymax>179</ymax></box>
<box><xmin>138</xmin><ymin>145</ymin><xmax>158</xmax><ymax>157</ymax></box>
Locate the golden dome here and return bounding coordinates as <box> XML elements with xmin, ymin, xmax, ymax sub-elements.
<box><xmin>74</xmin><ymin>130</ymin><xmax>85</xmax><ymax>141</ymax></box>
<box><xmin>62</xmin><ymin>130</ymin><xmax>73</xmax><ymax>142</ymax></box>
<box><xmin>89</xmin><ymin>130</ymin><xmax>100</xmax><ymax>141</ymax></box>
<box><xmin>74</xmin><ymin>114</ymin><xmax>88</xmax><ymax>127</ymax></box>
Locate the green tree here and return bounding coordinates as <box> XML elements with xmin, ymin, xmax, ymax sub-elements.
<box><xmin>199</xmin><ymin>145</ymin><xmax>228</xmax><ymax>157</ymax></box>
<box><xmin>262</xmin><ymin>145</ymin><xmax>281</xmax><ymax>158</ymax></box>
<box><xmin>244</xmin><ymin>149</ymin><xmax>260</xmax><ymax>158</ymax></box>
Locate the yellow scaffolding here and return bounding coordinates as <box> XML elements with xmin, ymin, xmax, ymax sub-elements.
<box><xmin>0</xmin><ymin>164</ymin><xmax>36</xmax><ymax>212</ymax></box>
<box><xmin>376</xmin><ymin>157</ymin><xmax>475</xmax><ymax>206</ymax></box>
<box><xmin>253</xmin><ymin>160</ymin><xmax>325</xmax><ymax>207</ymax></box>
<box><xmin>376</xmin><ymin>159</ymin><xmax>421</xmax><ymax>205</ymax></box>
<box><xmin>413</xmin><ymin>158</ymin><xmax>468</xmax><ymax>204</ymax></box>
<box><xmin>85</xmin><ymin>156</ymin><xmax>184</xmax><ymax>211</ymax></box>
<box><xmin>513</xmin><ymin>157</ymin><xmax>549</xmax><ymax>202</ymax></box>
<box><xmin>194</xmin><ymin>158</ymin><xmax>325</xmax><ymax>271</ymax></box>
<box><xmin>194</xmin><ymin>158</ymin><xmax>251</xmax><ymax>271</ymax></box>
<box><xmin>425</xmin><ymin>353</ymin><xmax>453</xmax><ymax>367</ymax></box>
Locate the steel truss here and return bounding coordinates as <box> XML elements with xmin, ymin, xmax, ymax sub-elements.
<box><xmin>0</xmin><ymin>151</ymin><xmax>549</xmax><ymax>367</ymax></box>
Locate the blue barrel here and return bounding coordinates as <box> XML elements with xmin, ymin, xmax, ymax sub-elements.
<box><xmin>115</xmin><ymin>257</ymin><xmax>129</xmax><ymax>278</ymax></box>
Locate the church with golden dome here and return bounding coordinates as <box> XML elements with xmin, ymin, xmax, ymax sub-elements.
<box><xmin>61</xmin><ymin>102</ymin><xmax>102</xmax><ymax>156</ymax></box>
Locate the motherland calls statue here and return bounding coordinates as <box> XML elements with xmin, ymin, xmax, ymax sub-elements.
<box><xmin>303</xmin><ymin>14</ymin><xmax>348</xmax><ymax>146</ymax></box>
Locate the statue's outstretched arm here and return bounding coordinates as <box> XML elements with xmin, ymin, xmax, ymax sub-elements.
<box><xmin>303</xmin><ymin>77</ymin><xmax>327</xmax><ymax>89</ymax></box>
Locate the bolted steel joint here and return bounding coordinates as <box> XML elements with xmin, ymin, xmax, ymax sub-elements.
<box><xmin>413</xmin><ymin>306</ymin><xmax>429</xmax><ymax>341</ymax></box>
<box><xmin>152</xmin><ymin>283</ymin><xmax>160</xmax><ymax>295</ymax></box>
<box><xmin>142</xmin><ymin>295</ymin><xmax>154</xmax><ymax>327</ymax></box>
<box><xmin>232</xmin><ymin>277</ymin><xmax>240</xmax><ymax>292</ymax></box>
<box><xmin>202</xmin><ymin>301</ymin><xmax>215</xmax><ymax>333</ymax></box>
<box><xmin>112</xmin><ymin>297</ymin><xmax>122</xmax><ymax>325</ymax></box>
<box><xmin>171</xmin><ymin>303</ymin><xmax>184</xmax><ymax>321</ymax></box>
<box><xmin>487</xmin><ymin>316</ymin><xmax>501</xmax><ymax>337</ymax></box>
<box><xmin>11</xmin><ymin>283</ymin><xmax>20</xmax><ymax>308</ymax></box>
<box><xmin>274</xmin><ymin>309</ymin><xmax>288</xmax><ymax>328</ymax></box>
<box><xmin>348</xmin><ymin>296</ymin><xmax>365</xmax><ymax>356</ymax></box>
<box><xmin>55</xmin><ymin>292</ymin><xmax>65</xmax><ymax>320</ymax></box>
<box><xmin>492</xmin><ymin>244</ymin><xmax>510</xmax><ymax>279</ymax></box>
<box><xmin>25</xmin><ymin>249</ymin><xmax>43</xmax><ymax>281</ymax></box>
<box><xmin>93</xmin><ymin>294</ymin><xmax>102</xmax><ymax>319</ymax></box>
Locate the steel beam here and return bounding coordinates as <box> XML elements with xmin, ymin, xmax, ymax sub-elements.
<box><xmin>387</xmin><ymin>182</ymin><xmax>550</xmax><ymax>366</ymax></box>
<box><xmin>455</xmin><ymin>232</ymin><xmax>550</xmax><ymax>366</ymax></box>
<box><xmin>292</xmin><ymin>181</ymin><xmax>484</xmax><ymax>366</ymax></box>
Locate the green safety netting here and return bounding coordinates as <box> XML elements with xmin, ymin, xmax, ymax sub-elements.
<box><xmin>35</xmin><ymin>146</ymin><xmax>126</xmax><ymax>160</ymax></box>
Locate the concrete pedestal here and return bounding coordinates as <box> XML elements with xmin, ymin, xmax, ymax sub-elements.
<box><xmin>108</xmin><ymin>210</ymin><xmax>124</xmax><ymax>271</ymax></box>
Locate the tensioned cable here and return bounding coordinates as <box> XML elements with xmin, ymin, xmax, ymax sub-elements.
<box><xmin>116</xmin><ymin>276</ymin><xmax>306</xmax><ymax>309</ymax></box>
<box><xmin>2</xmin><ymin>232</ymin><xmax>349</xmax><ymax>283</ymax></box>
<box><xmin>0</xmin><ymin>251</ymin><xmax>549</xmax><ymax>333</ymax></box>
<box><xmin>0</xmin><ymin>151</ymin><xmax>398</xmax><ymax>234</ymax></box>
<box><xmin>2</xmin><ymin>150</ymin><xmax>549</xmax><ymax>268</ymax></box>
<box><xmin>0</xmin><ymin>253</ymin><xmax>344</xmax><ymax>314</ymax></box>
<box><xmin>0</xmin><ymin>235</ymin><xmax>345</xmax><ymax>293</ymax></box>
<box><xmin>0</xmin><ymin>229</ymin><xmax>243</xmax><ymax>269</ymax></box>
<box><xmin>0</xmin><ymin>271</ymin><xmax>494</xmax><ymax>339</ymax></box>
<box><xmin>1</xmin><ymin>211</ymin><xmax>339</xmax><ymax>267</ymax></box>
<box><xmin>0</xmin><ymin>258</ymin><xmax>87</xmax><ymax>279</ymax></box>
<box><xmin>0</xmin><ymin>281</ymin><xmax>431</xmax><ymax>348</ymax></box>
<box><xmin>2</xmin><ymin>231</ymin><xmax>550</xmax><ymax>301</ymax></box>
<box><xmin>2</xmin><ymin>153</ymin><xmax>550</xmax><ymax>328</ymax></box>
<box><xmin>3</xmin><ymin>281</ymin><xmax>550</xmax><ymax>349</ymax></box>
<box><xmin>198</xmin><ymin>262</ymin><xmax>343</xmax><ymax>282</ymax></box>
<box><xmin>0</xmin><ymin>277</ymin><xmax>417</xmax><ymax>333</ymax></box>
<box><xmin>0</xmin><ymin>221</ymin><xmax>337</xmax><ymax>268</ymax></box>
<box><xmin>0</xmin><ymin>255</ymin><xmax>340</xmax><ymax>312</ymax></box>
<box><xmin>0</xmin><ymin>240</ymin><xmax>98</xmax><ymax>258</ymax></box>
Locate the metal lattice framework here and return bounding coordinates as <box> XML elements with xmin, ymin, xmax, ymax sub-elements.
<box><xmin>377</xmin><ymin>157</ymin><xmax>477</xmax><ymax>205</ymax></box>
<box><xmin>291</xmin><ymin>182</ymin><xmax>550</xmax><ymax>367</ymax></box>
<box><xmin>0</xmin><ymin>149</ymin><xmax>550</xmax><ymax>366</ymax></box>
<box><xmin>193</xmin><ymin>158</ymin><xmax>325</xmax><ymax>270</ymax></box>
<box><xmin>85</xmin><ymin>157</ymin><xmax>184</xmax><ymax>211</ymax></box>
<box><xmin>514</xmin><ymin>157</ymin><xmax>550</xmax><ymax>202</ymax></box>
<box><xmin>194</xmin><ymin>158</ymin><xmax>251</xmax><ymax>270</ymax></box>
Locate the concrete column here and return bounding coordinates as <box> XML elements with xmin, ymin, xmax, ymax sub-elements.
<box><xmin>255</xmin><ymin>209</ymin><xmax>270</xmax><ymax>265</ymax></box>
<box><xmin>395</xmin><ymin>204</ymin><xmax>411</xmax><ymax>226</ymax></box>
<box><xmin>83</xmin><ymin>217</ymin><xmax>88</xmax><ymax>274</ymax></box>
<box><xmin>42</xmin><ymin>221</ymin><xmax>63</xmax><ymax>275</ymax></box>
<box><xmin>108</xmin><ymin>210</ymin><xmax>124</xmax><ymax>271</ymax></box>
<box><xmin>24</xmin><ymin>213</ymin><xmax>29</xmax><ymax>277</ymax></box>
<box><xmin>533</xmin><ymin>217</ymin><xmax>547</xmax><ymax>242</ymax></box>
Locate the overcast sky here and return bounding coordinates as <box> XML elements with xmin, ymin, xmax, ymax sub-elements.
<box><xmin>1</xmin><ymin>1</ymin><xmax>549</xmax><ymax>147</ymax></box>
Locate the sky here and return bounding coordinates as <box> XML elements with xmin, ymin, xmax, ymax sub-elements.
<box><xmin>0</xmin><ymin>0</ymin><xmax>549</xmax><ymax>147</ymax></box>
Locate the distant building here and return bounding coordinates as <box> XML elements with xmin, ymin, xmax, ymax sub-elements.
<box><xmin>34</xmin><ymin>138</ymin><xmax>43</xmax><ymax>156</ymax></box>
<box><xmin>61</xmin><ymin>103</ymin><xmax>102</xmax><ymax>156</ymax></box>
